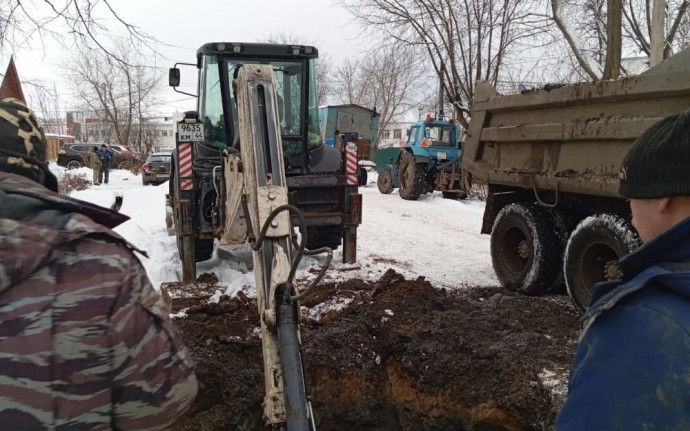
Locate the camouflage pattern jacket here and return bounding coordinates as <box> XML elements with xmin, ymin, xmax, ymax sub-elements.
<box><xmin>0</xmin><ymin>172</ymin><xmax>198</xmax><ymax>430</ymax></box>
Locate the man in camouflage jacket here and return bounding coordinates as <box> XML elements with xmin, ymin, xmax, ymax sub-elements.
<box><xmin>0</xmin><ymin>97</ymin><xmax>198</xmax><ymax>429</ymax></box>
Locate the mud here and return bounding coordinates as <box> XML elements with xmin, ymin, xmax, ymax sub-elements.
<box><xmin>170</xmin><ymin>270</ymin><xmax>580</xmax><ymax>431</ymax></box>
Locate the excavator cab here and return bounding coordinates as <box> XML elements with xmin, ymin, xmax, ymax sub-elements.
<box><xmin>171</xmin><ymin>43</ymin><xmax>330</xmax><ymax>172</ymax></box>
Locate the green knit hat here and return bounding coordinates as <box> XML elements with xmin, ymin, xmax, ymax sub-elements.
<box><xmin>619</xmin><ymin>109</ymin><xmax>690</xmax><ymax>199</ymax></box>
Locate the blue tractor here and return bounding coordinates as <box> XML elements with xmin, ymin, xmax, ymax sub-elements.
<box><xmin>375</xmin><ymin>115</ymin><xmax>470</xmax><ymax>200</ymax></box>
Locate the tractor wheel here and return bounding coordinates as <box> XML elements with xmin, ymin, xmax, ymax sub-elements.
<box><xmin>377</xmin><ymin>169</ymin><xmax>394</xmax><ymax>194</ymax></box>
<box><xmin>565</xmin><ymin>214</ymin><xmax>640</xmax><ymax>311</ymax></box>
<box><xmin>175</xmin><ymin>234</ymin><xmax>214</xmax><ymax>263</ymax></box>
<box><xmin>398</xmin><ymin>153</ymin><xmax>425</xmax><ymax>200</ymax></box>
<box><xmin>306</xmin><ymin>226</ymin><xmax>342</xmax><ymax>251</ymax></box>
<box><xmin>491</xmin><ymin>203</ymin><xmax>566</xmax><ymax>295</ymax></box>
<box><xmin>359</xmin><ymin>167</ymin><xmax>368</xmax><ymax>186</ymax></box>
<box><xmin>194</xmin><ymin>239</ymin><xmax>215</xmax><ymax>262</ymax></box>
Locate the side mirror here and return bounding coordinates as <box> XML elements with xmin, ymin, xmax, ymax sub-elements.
<box><xmin>169</xmin><ymin>68</ymin><xmax>181</xmax><ymax>87</ymax></box>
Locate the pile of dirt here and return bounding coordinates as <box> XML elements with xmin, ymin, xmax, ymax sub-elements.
<box><xmin>171</xmin><ymin>269</ymin><xmax>580</xmax><ymax>431</ymax></box>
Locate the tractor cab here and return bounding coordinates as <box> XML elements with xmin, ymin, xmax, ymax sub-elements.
<box><xmin>406</xmin><ymin>115</ymin><xmax>462</xmax><ymax>166</ymax></box>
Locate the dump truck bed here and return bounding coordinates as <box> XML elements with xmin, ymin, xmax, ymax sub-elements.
<box><xmin>462</xmin><ymin>48</ymin><xmax>690</xmax><ymax>198</ymax></box>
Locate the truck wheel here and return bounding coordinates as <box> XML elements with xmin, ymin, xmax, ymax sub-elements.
<box><xmin>564</xmin><ymin>214</ymin><xmax>640</xmax><ymax>311</ymax></box>
<box><xmin>491</xmin><ymin>203</ymin><xmax>566</xmax><ymax>295</ymax></box>
<box><xmin>398</xmin><ymin>153</ymin><xmax>425</xmax><ymax>200</ymax></box>
<box><xmin>306</xmin><ymin>226</ymin><xmax>342</xmax><ymax>250</ymax></box>
<box><xmin>359</xmin><ymin>167</ymin><xmax>368</xmax><ymax>186</ymax></box>
<box><xmin>377</xmin><ymin>169</ymin><xmax>394</xmax><ymax>194</ymax></box>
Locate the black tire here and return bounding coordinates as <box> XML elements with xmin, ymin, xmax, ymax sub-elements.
<box><xmin>442</xmin><ymin>191</ymin><xmax>468</xmax><ymax>200</ymax></box>
<box><xmin>117</xmin><ymin>160</ymin><xmax>130</xmax><ymax>170</ymax></box>
<box><xmin>359</xmin><ymin>167</ymin><xmax>368</xmax><ymax>186</ymax></box>
<box><xmin>565</xmin><ymin>214</ymin><xmax>641</xmax><ymax>311</ymax></box>
<box><xmin>194</xmin><ymin>238</ymin><xmax>215</xmax><ymax>262</ymax></box>
<box><xmin>377</xmin><ymin>169</ymin><xmax>394</xmax><ymax>194</ymax></box>
<box><xmin>491</xmin><ymin>203</ymin><xmax>566</xmax><ymax>295</ymax></box>
<box><xmin>175</xmin><ymin>234</ymin><xmax>214</xmax><ymax>263</ymax></box>
<box><xmin>66</xmin><ymin>159</ymin><xmax>82</xmax><ymax>170</ymax></box>
<box><xmin>306</xmin><ymin>226</ymin><xmax>342</xmax><ymax>250</ymax></box>
<box><xmin>398</xmin><ymin>152</ymin><xmax>425</xmax><ymax>200</ymax></box>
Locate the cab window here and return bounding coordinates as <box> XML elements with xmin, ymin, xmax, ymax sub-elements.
<box><xmin>200</xmin><ymin>55</ymin><xmax>227</xmax><ymax>147</ymax></box>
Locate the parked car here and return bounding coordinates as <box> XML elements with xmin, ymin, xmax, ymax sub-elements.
<box><xmin>57</xmin><ymin>143</ymin><xmax>140</xmax><ymax>170</ymax></box>
<box><xmin>142</xmin><ymin>151</ymin><xmax>172</xmax><ymax>185</ymax></box>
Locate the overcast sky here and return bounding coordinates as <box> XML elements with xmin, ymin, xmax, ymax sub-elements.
<box><xmin>5</xmin><ymin>0</ymin><xmax>370</xmax><ymax>116</ymax></box>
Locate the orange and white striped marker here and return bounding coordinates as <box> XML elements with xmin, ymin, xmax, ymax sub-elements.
<box><xmin>178</xmin><ymin>142</ymin><xmax>193</xmax><ymax>190</ymax></box>
<box><xmin>346</xmin><ymin>142</ymin><xmax>358</xmax><ymax>186</ymax></box>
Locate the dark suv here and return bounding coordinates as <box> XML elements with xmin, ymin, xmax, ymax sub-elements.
<box><xmin>142</xmin><ymin>151</ymin><xmax>172</xmax><ymax>185</ymax></box>
<box><xmin>57</xmin><ymin>143</ymin><xmax>140</xmax><ymax>170</ymax></box>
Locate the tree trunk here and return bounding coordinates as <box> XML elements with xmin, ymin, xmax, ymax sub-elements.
<box><xmin>650</xmin><ymin>0</ymin><xmax>666</xmax><ymax>66</ymax></box>
<box><xmin>603</xmin><ymin>0</ymin><xmax>622</xmax><ymax>80</ymax></box>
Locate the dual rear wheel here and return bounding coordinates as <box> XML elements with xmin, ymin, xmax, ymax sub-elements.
<box><xmin>491</xmin><ymin>204</ymin><xmax>640</xmax><ymax>310</ymax></box>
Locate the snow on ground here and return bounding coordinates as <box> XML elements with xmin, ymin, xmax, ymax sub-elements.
<box><xmin>58</xmin><ymin>164</ymin><xmax>498</xmax><ymax>295</ymax></box>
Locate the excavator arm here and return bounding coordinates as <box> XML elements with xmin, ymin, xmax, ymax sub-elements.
<box><xmin>232</xmin><ymin>63</ymin><xmax>316</xmax><ymax>430</ymax></box>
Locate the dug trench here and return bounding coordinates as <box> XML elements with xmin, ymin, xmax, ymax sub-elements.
<box><xmin>168</xmin><ymin>269</ymin><xmax>580</xmax><ymax>431</ymax></box>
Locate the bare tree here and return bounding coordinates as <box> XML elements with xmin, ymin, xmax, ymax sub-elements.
<box><xmin>341</xmin><ymin>0</ymin><xmax>543</xmax><ymax>128</ymax></box>
<box><xmin>550</xmin><ymin>0</ymin><xmax>688</xmax><ymax>80</ymax></box>
<box><xmin>330</xmin><ymin>44</ymin><xmax>421</xmax><ymax>138</ymax></box>
<box><xmin>0</xmin><ymin>1</ymin><xmax>157</xmax><ymax>63</ymax></box>
<box><xmin>63</xmin><ymin>42</ymin><xmax>161</xmax><ymax>152</ymax></box>
<box><xmin>26</xmin><ymin>80</ymin><xmax>67</xmax><ymax>134</ymax></box>
<box><xmin>623</xmin><ymin>0</ymin><xmax>689</xmax><ymax>59</ymax></box>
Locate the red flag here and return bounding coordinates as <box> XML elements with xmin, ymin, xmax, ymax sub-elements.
<box><xmin>0</xmin><ymin>57</ymin><xmax>26</xmax><ymax>103</ymax></box>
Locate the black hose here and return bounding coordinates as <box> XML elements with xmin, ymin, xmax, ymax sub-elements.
<box><xmin>251</xmin><ymin>204</ymin><xmax>332</xmax><ymax>304</ymax></box>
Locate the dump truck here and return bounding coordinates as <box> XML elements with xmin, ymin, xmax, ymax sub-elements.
<box><xmin>462</xmin><ymin>47</ymin><xmax>690</xmax><ymax>310</ymax></box>
<box><xmin>376</xmin><ymin>115</ymin><xmax>470</xmax><ymax>200</ymax></box>
<box><xmin>319</xmin><ymin>104</ymin><xmax>380</xmax><ymax>185</ymax></box>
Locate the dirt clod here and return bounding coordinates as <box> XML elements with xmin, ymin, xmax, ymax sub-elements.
<box><xmin>172</xmin><ymin>269</ymin><xmax>580</xmax><ymax>430</ymax></box>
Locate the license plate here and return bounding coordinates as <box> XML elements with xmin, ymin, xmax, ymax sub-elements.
<box><xmin>177</xmin><ymin>123</ymin><xmax>205</xmax><ymax>142</ymax></box>
<box><xmin>436</xmin><ymin>151</ymin><xmax>447</xmax><ymax>160</ymax></box>
<box><xmin>157</xmin><ymin>174</ymin><xmax>169</xmax><ymax>178</ymax></box>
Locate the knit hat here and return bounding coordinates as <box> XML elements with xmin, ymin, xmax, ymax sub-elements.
<box><xmin>0</xmin><ymin>97</ymin><xmax>57</xmax><ymax>191</ymax></box>
<box><xmin>619</xmin><ymin>109</ymin><xmax>690</xmax><ymax>199</ymax></box>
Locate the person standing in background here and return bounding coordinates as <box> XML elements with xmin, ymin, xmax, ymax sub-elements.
<box><xmin>97</xmin><ymin>144</ymin><xmax>112</xmax><ymax>184</ymax></box>
<box><xmin>89</xmin><ymin>145</ymin><xmax>102</xmax><ymax>185</ymax></box>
